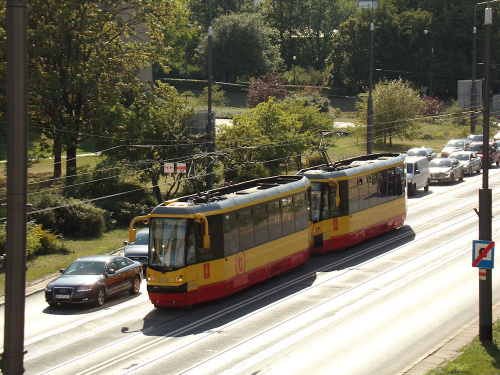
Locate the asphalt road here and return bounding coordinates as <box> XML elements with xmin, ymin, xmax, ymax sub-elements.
<box><xmin>2</xmin><ymin>166</ymin><xmax>499</xmax><ymax>375</ymax></box>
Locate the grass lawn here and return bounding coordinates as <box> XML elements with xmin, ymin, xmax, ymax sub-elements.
<box><xmin>426</xmin><ymin>321</ymin><xmax>500</xmax><ymax>374</ymax></box>
<box><xmin>0</xmin><ymin>228</ymin><xmax>128</xmax><ymax>295</ymax></box>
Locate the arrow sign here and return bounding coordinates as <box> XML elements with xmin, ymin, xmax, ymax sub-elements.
<box><xmin>472</xmin><ymin>240</ymin><xmax>495</xmax><ymax>268</ymax></box>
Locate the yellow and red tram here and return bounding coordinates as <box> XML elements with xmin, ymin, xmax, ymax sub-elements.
<box><xmin>129</xmin><ymin>175</ymin><xmax>312</xmax><ymax>307</ymax></box>
<box><xmin>296</xmin><ymin>153</ymin><xmax>406</xmax><ymax>253</ymax></box>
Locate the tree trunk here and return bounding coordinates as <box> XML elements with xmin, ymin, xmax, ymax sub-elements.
<box><xmin>151</xmin><ymin>174</ymin><xmax>162</xmax><ymax>204</ymax></box>
<box><xmin>53</xmin><ymin>139</ymin><xmax>62</xmax><ymax>178</ymax></box>
<box><xmin>65</xmin><ymin>144</ymin><xmax>77</xmax><ymax>185</ymax></box>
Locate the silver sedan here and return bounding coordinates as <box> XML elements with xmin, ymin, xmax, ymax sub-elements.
<box><xmin>448</xmin><ymin>151</ymin><xmax>481</xmax><ymax>176</ymax></box>
<box><xmin>429</xmin><ymin>157</ymin><xmax>464</xmax><ymax>184</ymax></box>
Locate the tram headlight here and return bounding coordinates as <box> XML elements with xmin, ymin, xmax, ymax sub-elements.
<box><xmin>175</xmin><ymin>275</ymin><xmax>183</xmax><ymax>282</ymax></box>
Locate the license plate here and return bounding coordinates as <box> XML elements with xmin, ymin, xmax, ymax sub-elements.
<box><xmin>55</xmin><ymin>294</ymin><xmax>71</xmax><ymax>299</ymax></box>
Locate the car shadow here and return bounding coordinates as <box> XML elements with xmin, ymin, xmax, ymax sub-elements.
<box><xmin>43</xmin><ymin>291</ymin><xmax>144</xmax><ymax>315</ymax></box>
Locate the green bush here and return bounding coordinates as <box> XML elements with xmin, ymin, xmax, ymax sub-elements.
<box><xmin>0</xmin><ymin>222</ymin><xmax>71</xmax><ymax>260</ymax></box>
<box><xmin>29</xmin><ymin>192</ymin><xmax>107</xmax><ymax>238</ymax></box>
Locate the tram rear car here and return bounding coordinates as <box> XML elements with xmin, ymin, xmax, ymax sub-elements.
<box><xmin>297</xmin><ymin>153</ymin><xmax>406</xmax><ymax>253</ymax></box>
<box><xmin>129</xmin><ymin>175</ymin><xmax>312</xmax><ymax>307</ymax></box>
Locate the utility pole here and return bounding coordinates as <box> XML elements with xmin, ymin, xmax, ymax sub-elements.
<box><xmin>206</xmin><ymin>0</ymin><xmax>214</xmax><ymax>190</ymax></box>
<box><xmin>3</xmin><ymin>0</ymin><xmax>28</xmax><ymax>373</ymax></box>
<box><xmin>479</xmin><ymin>2</ymin><xmax>493</xmax><ymax>342</ymax></box>
<box><xmin>367</xmin><ymin>19</ymin><xmax>374</xmax><ymax>155</ymax></box>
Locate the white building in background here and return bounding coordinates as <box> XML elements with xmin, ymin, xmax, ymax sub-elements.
<box><xmin>358</xmin><ymin>0</ymin><xmax>377</xmax><ymax>8</ymax></box>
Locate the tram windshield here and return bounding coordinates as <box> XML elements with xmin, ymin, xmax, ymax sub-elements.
<box><xmin>149</xmin><ymin>218</ymin><xmax>189</xmax><ymax>271</ymax></box>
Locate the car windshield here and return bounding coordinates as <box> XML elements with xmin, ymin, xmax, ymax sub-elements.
<box><xmin>406</xmin><ymin>163</ymin><xmax>414</xmax><ymax>173</ymax></box>
<box><xmin>407</xmin><ymin>149</ymin><xmax>427</xmax><ymax>157</ymax></box>
<box><xmin>446</xmin><ymin>140</ymin><xmax>465</xmax><ymax>147</ymax></box>
<box><xmin>64</xmin><ymin>261</ymin><xmax>105</xmax><ymax>275</ymax></box>
<box><xmin>133</xmin><ymin>231</ymin><xmax>149</xmax><ymax>245</ymax></box>
<box><xmin>467</xmin><ymin>135</ymin><xmax>483</xmax><ymax>142</ymax></box>
<box><xmin>430</xmin><ymin>159</ymin><xmax>451</xmax><ymax>168</ymax></box>
<box><xmin>451</xmin><ymin>154</ymin><xmax>469</xmax><ymax>161</ymax></box>
<box><xmin>149</xmin><ymin>218</ymin><xmax>190</xmax><ymax>270</ymax></box>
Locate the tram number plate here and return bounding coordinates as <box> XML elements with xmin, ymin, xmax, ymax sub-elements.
<box><xmin>55</xmin><ymin>294</ymin><xmax>70</xmax><ymax>299</ymax></box>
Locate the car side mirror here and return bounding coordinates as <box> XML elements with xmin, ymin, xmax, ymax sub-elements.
<box><xmin>123</xmin><ymin>241</ymin><xmax>129</xmax><ymax>246</ymax></box>
<box><xmin>106</xmin><ymin>269</ymin><xmax>116</xmax><ymax>275</ymax></box>
<box><xmin>59</xmin><ymin>268</ymin><xmax>65</xmax><ymax>274</ymax></box>
<box><xmin>415</xmin><ymin>169</ymin><xmax>420</xmax><ymax>174</ymax></box>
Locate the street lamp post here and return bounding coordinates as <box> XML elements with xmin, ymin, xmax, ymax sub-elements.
<box><xmin>293</xmin><ymin>55</ymin><xmax>297</xmax><ymax>86</ymax></box>
<box><xmin>367</xmin><ymin>20</ymin><xmax>374</xmax><ymax>155</ymax></box>
<box><xmin>424</xmin><ymin>29</ymin><xmax>434</xmax><ymax>97</ymax></box>
<box><xmin>207</xmin><ymin>0</ymin><xmax>214</xmax><ymax>189</ymax></box>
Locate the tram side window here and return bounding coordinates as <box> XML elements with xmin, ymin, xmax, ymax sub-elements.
<box><xmin>223</xmin><ymin>212</ymin><xmax>239</xmax><ymax>256</ymax></box>
<box><xmin>281</xmin><ymin>196</ymin><xmax>295</xmax><ymax>236</ymax></box>
<box><xmin>348</xmin><ymin>178</ymin><xmax>360</xmax><ymax>214</ymax></box>
<box><xmin>368</xmin><ymin>172</ymin><xmax>379</xmax><ymax>207</ymax></box>
<box><xmin>268</xmin><ymin>200</ymin><xmax>282</xmax><ymax>241</ymax></box>
<box><xmin>328</xmin><ymin>182</ymin><xmax>341</xmax><ymax>218</ymax></box>
<box><xmin>238</xmin><ymin>208</ymin><xmax>254</xmax><ymax>251</ymax></box>
<box><xmin>294</xmin><ymin>193</ymin><xmax>308</xmax><ymax>231</ymax></box>
<box><xmin>254</xmin><ymin>203</ymin><xmax>269</xmax><ymax>246</ymax></box>
<box><xmin>396</xmin><ymin>165</ymin><xmax>405</xmax><ymax>196</ymax></box>
<box><xmin>387</xmin><ymin>168</ymin><xmax>397</xmax><ymax>200</ymax></box>
<box><xmin>358</xmin><ymin>176</ymin><xmax>369</xmax><ymax>210</ymax></box>
<box><xmin>378</xmin><ymin>170</ymin><xmax>388</xmax><ymax>204</ymax></box>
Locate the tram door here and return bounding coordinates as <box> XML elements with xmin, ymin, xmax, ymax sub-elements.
<box><xmin>310</xmin><ymin>182</ymin><xmax>324</xmax><ymax>247</ymax></box>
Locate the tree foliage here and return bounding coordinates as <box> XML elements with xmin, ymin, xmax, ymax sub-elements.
<box><xmin>217</xmin><ymin>97</ymin><xmax>332</xmax><ymax>180</ymax></box>
<box><xmin>355</xmin><ymin>79</ymin><xmax>423</xmax><ymax>146</ymax></box>
<box><xmin>197</xmin><ymin>12</ymin><xmax>281</xmax><ymax>82</ymax></box>
<box><xmin>27</xmin><ymin>0</ymin><xmax>186</xmax><ymax>183</ymax></box>
<box><xmin>245</xmin><ymin>72</ymin><xmax>288</xmax><ymax>107</ymax></box>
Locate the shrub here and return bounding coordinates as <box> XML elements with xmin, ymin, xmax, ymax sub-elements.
<box><xmin>245</xmin><ymin>72</ymin><xmax>288</xmax><ymax>107</ymax></box>
<box><xmin>29</xmin><ymin>192</ymin><xmax>107</xmax><ymax>238</ymax></box>
<box><xmin>420</xmin><ymin>96</ymin><xmax>445</xmax><ymax>117</ymax></box>
<box><xmin>0</xmin><ymin>222</ymin><xmax>71</xmax><ymax>260</ymax></box>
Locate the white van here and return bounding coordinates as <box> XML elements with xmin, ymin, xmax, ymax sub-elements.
<box><xmin>405</xmin><ymin>156</ymin><xmax>430</xmax><ymax>196</ymax></box>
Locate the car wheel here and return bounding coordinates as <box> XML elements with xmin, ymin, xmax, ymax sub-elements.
<box><xmin>95</xmin><ymin>287</ymin><xmax>106</xmax><ymax>307</ymax></box>
<box><xmin>130</xmin><ymin>276</ymin><xmax>141</xmax><ymax>295</ymax></box>
<box><xmin>467</xmin><ymin>166</ymin><xmax>472</xmax><ymax>176</ymax></box>
<box><xmin>459</xmin><ymin>171</ymin><xmax>464</xmax><ymax>181</ymax></box>
<box><xmin>450</xmin><ymin>173</ymin><xmax>455</xmax><ymax>184</ymax></box>
<box><xmin>424</xmin><ymin>179</ymin><xmax>430</xmax><ymax>192</ymax></box>
<box><xmin>407</xmin><ymin>184</ymin><xmax>414</xmax><ymax>196</ymax></box>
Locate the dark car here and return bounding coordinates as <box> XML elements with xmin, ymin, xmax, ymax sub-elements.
<box><xmin>467</xmin><ymin>141</ymin><xmax>500</xmax><ymax>167</ymax></box>
<box><xmin>45</xmin><ymin>255</ymin><xmax>142</xmax><ymax>307</ymax></box>
<box><xmin>120</xmin><ymin>228</ymin><xmax>149</xmax><ymax>272</ymax></box>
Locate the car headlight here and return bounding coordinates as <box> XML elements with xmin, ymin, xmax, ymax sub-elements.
<box><xmin>407</xmin><ymin>179</ymin><xmax>412</xmax><ymax>184</ymax></box>
<box><xmin>45</xmin><ymin>284</ymin><xmax>53</xmax><ymax>292</ymax></box>
<box><xmin>77</xmin><ymin>286</ymin><xmax>93</xmax><ymax>293</ymax></box>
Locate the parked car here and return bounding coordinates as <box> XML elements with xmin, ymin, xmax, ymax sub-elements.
<box><xmin>405</xmin><ymin>156</ymin><xmax>430</xmax><ymax>196</ymax></box>
<box><xmin>467</xmin><ymin>141</ymin><xmax>500</xmax><ymax>167</ymax></box>
<box><xmin>45</xmin><ymin>255</ymin><xmax>142</xmax><ymax>307</ymax></box>
<box><xmin>440</xmin><ymin>139</ymin><xmax>467</xmax><ymax>157</ymax></box>
<box><xmin>429</xmin><ymin>157</ymin><xmax>464</xmax><ymax>184</ymax></box>
<box><xmin>406</xmin><ymin>147</ymin><xmax>437</xmax><ymax>161</ymax></box>
<box><xmin>466</xmin><ymin>134</ymin><xmax>484</xmax><ymax>146</ymax></box>
<box><xmin>121</xmin><ymin>228</ymin><xmax>149</xmax><ymax>272</ymax></box>
<box><xmin>448</xmin><ymin>151</ymin><xmax>482</xmax><ymax>176</ymax></box>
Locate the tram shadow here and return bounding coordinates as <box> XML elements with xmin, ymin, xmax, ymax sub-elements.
<box><xmin>140</xmin><ymin>224</ymin><xmax>416</xmax><ymax>338</ymax></box>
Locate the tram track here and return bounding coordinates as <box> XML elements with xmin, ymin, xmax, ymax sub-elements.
<box><xmin>29</xmin><ymin>173</ymin><xmax>499</xmax><ymax>374</ymax></box>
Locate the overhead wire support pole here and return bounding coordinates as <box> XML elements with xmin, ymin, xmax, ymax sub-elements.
<box><xmin>367</xmin><ymin>18</ymin><xmax>374</xmax><ymax>155</ymax></box>
<box><xmin>206</xmin><ymin>0</ymin><xmax>214</xmax><ymax>190</ymax></box>
<box><xmin>479</xmin><ymin>2</ymin><xmax>493</xmax><ymax>342</ymax></box>
<box><xmin>3</xmin><ymin>0</ymin><xmax>28</xmax><ymax>373</ymax></box>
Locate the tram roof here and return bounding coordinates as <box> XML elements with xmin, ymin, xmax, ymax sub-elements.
<box><xmin>296</xmin><ymin>153</ymin><xmax>404</xmax><ymax>180</ymax></box>
<box><xmin>151</xmin><ymin>175</ymin><xmax>310</xmax><ymax>216</ymax></box>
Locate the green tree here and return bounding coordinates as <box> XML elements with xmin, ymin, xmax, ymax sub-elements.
<box><xmin>218</xmin><ymin>97</ymin><xmax>331</xmax><ymax>179</ymax></box>
<box><xmin>27</xmin><ymin>0</ymin><xmax>186</xmax><ymax>183</ymax></box>
<box><xmin>104</xmin><ymin>81</ymin><xmax>197</xmax><ymax>204</ymax></box>
<box><xmin>354</xmin><ymin>79</ymin><xmax>423</xmax><ymax>146</ymax></box>
<box><xmin>262</xmin><ymin>0</ymin><xmax>356</xmax><ymax>70</ymax></box>
<box><xmin>197</xmin><ymin>12</ymin><xmax>282</xmax><ymax>82</ymax></box>
<box><xmin>187</xmin><ymin>0</ymin><xmax>256</xmax><ymax>30</ymax></box>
